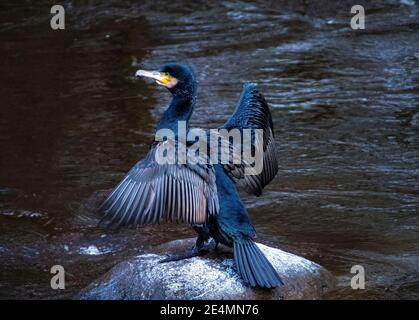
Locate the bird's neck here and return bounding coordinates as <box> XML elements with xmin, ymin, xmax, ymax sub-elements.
<box><xmin>157</xmin><ymin>89</ymin><xmax>196</xmax><ymax>134</ymax></box>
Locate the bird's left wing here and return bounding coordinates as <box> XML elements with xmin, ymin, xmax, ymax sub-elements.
<box><xmin>99</xmin><ymin>142</ymin><xmax>219</xmax><ymax>228</ymax></box>
<box><xmin>219</xmin><ymin>82</ymin><xmax>278</xmax><ymax>196</ymax></box>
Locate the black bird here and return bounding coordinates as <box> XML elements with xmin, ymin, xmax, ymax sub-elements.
<box><xmin>100</xmin><ymin>63</ymin><xmax>283</xmax><ymax>288</ymax></box>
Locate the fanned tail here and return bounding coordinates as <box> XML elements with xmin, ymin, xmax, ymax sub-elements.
<box><xmin>233</xmin><ymin>240</ymin><xmax>283</xmax><ymax>288</ymax></box>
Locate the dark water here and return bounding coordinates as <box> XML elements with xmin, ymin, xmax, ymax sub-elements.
<box><xmin>0</xmin><ymin>0</ymin><xmax>418</xmax><ymax>299</ymax></box>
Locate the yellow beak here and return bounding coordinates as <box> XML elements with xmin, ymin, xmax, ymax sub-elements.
<box><xmin>135</xmin><ymin>69</ymin><xmax>172</xmax><ymax>86</ymax></box>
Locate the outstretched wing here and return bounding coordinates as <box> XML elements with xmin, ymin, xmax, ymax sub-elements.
<box><xmin>220</xmin><ymin>82</ymin><xmax>278</xmax><ymax>196</ymax></box>
<box><xmin>99</xmin><ymin>142</ymin><xmax>219</xmax><ymax>228</ymax></box>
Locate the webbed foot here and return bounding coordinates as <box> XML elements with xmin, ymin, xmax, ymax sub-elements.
<box><xmin>159</xmin><ymin>239</ymin><xmax>217</xmax><ymax>263</ymax></box>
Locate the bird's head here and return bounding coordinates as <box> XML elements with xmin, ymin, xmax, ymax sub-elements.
<box><xmin>135</xmin><ymin>63</ymin><xmax>196</xmax><ymax>97</ymax></box>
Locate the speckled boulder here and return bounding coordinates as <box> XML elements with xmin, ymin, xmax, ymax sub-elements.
<box><xmin>77</xmin><ymin>238</ymin><xmax>335</xmax><ymax>300</ymax></box>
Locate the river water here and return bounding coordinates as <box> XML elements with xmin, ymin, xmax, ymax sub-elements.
<box><xmin>0</xmin><ymin>0</ymin><xmax>418</xmax><ymax>299</ymax></box>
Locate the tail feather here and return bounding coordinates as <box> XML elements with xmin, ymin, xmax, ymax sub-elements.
<box><xmin>233</xmin><ymin>240</ymin><xmax>283</xmax><ymax>288</ymax></box>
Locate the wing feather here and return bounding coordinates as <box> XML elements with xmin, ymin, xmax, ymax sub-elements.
<box><xmin>220</xmin><ymin>82</ymin><xmax>279</xmax><ymax>196</ymax></box>
<box><xmin>99</xmin><ymin>142</ymin><xmax>219</xmax><ymax>227</ymax></box>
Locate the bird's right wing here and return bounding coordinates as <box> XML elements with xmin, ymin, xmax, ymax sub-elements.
<box><xmin>220</xmin><ymin>83</ymin><xmax>278</xmax><ymax>196</ymax></box>
<box><xmin>99</xmin><ymin>141</ymin><xmax>219</xmax><ymax>228</ymax></box>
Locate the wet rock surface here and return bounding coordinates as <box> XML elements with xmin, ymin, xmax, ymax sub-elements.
<box><xmin>78</xmin><ymin>238</ymin><xmax>336</xmax><ymax>300</ymax></box>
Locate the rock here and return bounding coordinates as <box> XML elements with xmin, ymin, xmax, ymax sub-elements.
<box><xmin>77</xmin><ymin>238</ymin><xmax>335</xmax><ymax>300</ymax></box>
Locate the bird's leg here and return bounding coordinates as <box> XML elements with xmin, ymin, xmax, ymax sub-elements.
<box><xmin>191</xmin><ymin>224</ymin><xmax>217</xmax><ymax>253</ymax></box>
<box><xmin>214</xmin><ymin>241</ymin><xmax>219</xmax><ymax>252</ymax></box>
<box><xmin>159</xmin><ymin>225</ymin><xmax>215</xmax><ymax>263</ymax></box>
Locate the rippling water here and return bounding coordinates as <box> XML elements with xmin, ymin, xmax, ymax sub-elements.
<box><xmin>0</xmin><ymin>0</ymin><xmax>418</xmax><ymax>299</ymax></box>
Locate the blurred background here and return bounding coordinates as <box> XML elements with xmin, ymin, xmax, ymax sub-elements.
<box><xmin>0</xmin><ymin>0</ymin><xmax>418</xmax><ymax>299</ymax></box>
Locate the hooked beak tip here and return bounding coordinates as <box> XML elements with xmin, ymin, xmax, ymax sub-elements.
<box><xmin>135</xmin><ymin>69</ymin><xmax>145</xmax><ymax>78</ymax></box>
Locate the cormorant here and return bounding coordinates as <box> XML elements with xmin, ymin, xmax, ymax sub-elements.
<box><xmin>99</xmin><ymin>64</ymin><xmax>283</xmax><ymax>288</ymax></box>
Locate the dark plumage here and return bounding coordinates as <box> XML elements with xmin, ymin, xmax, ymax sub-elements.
<box><xmin>99</xmin><ymin>63</ymin><xmax>282</xmax><ymax>288</ymax></box>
